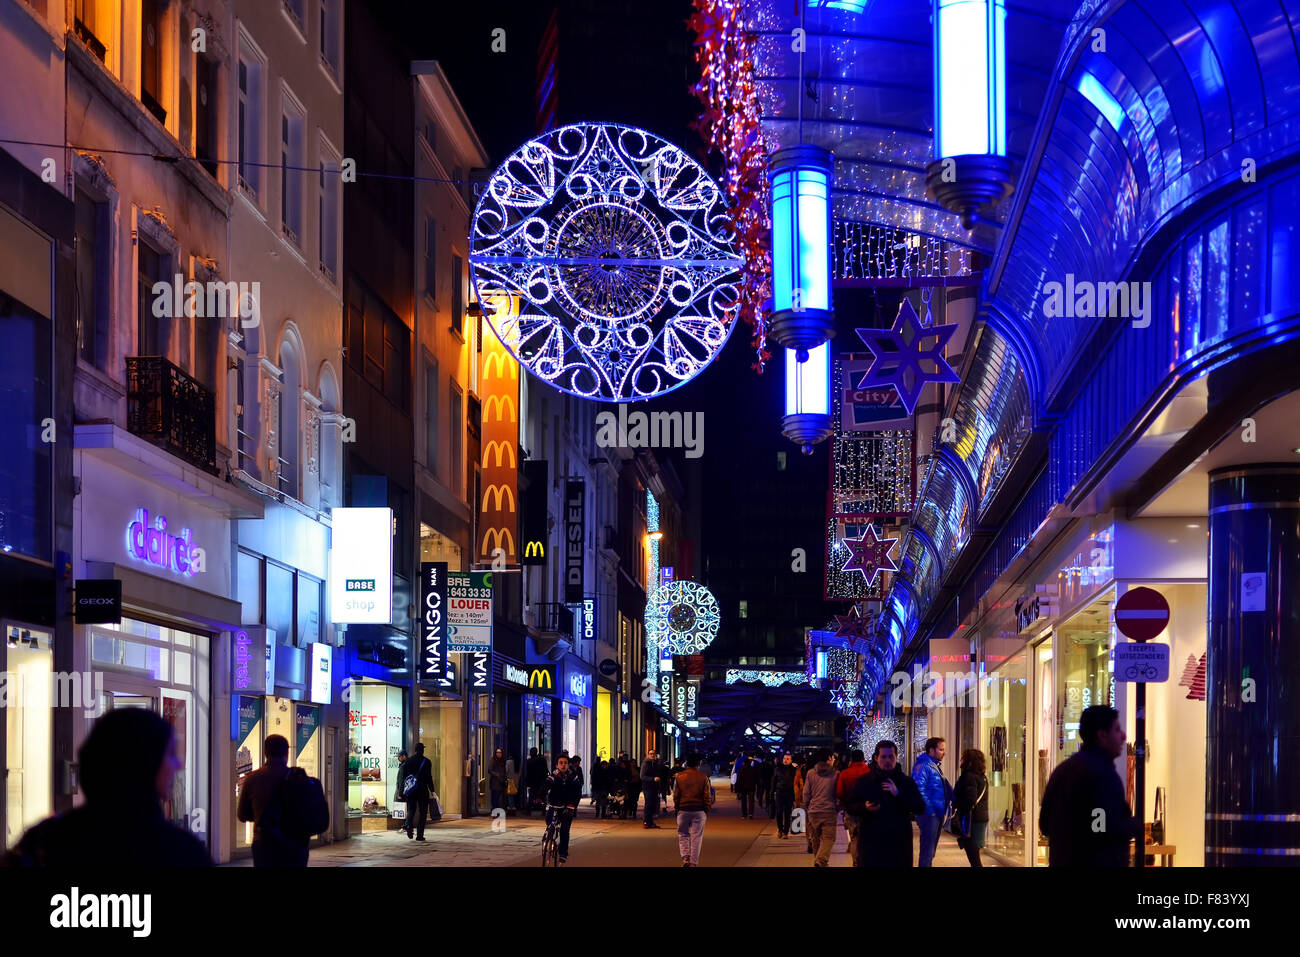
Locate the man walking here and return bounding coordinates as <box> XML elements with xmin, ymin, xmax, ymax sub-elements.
<box><xmin>672</xmin><ymin>752</ymin><xmax>713</xmax><ymax>866</ymax></box>
<box><xmin>800</xmin><ymin>748</ymin><xmax>840</xmax><ymax>866</ymax></box>
<box><xmin>912</xmin><ymin>737</ymin><xmax>951</xmax><ymax>867</ymax></box>
<box><xmin>736</xmin><ymin>756</ymin><xmax>759</xmax><ymax>819</ymax></box>
<box><xmin>845</xmin><ymin>740</ymin><xmax>925</xmax><ymax>867</ymax></box>
<box><xmin>772</xmin><ymin>753</ymin><xmax>798</xmax><ymax>838</ymax></box>
<box><xmin>1040</xmin><ymin>705</ymin><xmax>1137</xmax><ymax>867</ymax></box>
<box><xmin>641</xmin><ymin>750</ymin><xmax>665</xmax><ymax>828</ymax></box>
<box><xmin>397</xmin><ymin>743</ymin><xmax>435</xmax><ymax>840</ymax></box>
<box><xmin>835</xmin><ymin>749</ymin><xmax>872</xmax><ymax>865</ymax></box>
<box><xmin>524</xmin><ymin>747</ymin><xmax>548</xmax><ymax>817</ymax></box>
<box><xmin>237</xmin><ymin>734</ymin><xmax>329</xmax><ymax>866</ymax></box>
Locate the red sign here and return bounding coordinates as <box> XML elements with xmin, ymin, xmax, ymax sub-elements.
<box><xmin>1114</xmin><ymin>587</ymin><xmax>1170</xmax><ymax>642</ymax></box>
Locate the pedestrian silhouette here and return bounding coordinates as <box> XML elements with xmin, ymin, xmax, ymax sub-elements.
<box><xmin>4</xmin><ymin>708</ymin><xmax>211</xmax><ymax>867</ymax></box>
<box><xmin>237</xmin><ymin>733</ymin><xmax>329</xmax><ymax>866</ymax></box>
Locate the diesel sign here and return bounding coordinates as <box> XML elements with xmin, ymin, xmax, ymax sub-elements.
<box><xmin>565</xmin><ymin>479</ymin><xmax>585</xmax><ymax>604</ymax></box>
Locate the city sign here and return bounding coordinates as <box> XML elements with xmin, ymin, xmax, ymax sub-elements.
<box><xmin>329</xmin><ymin>508</ymin><xmax>394</xmax><ymax>624</ymax></box>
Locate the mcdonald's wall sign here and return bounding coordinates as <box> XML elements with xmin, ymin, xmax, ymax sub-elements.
<box><xmin>478</xmin><ymin>321</ymin><xmax>519</xmax><ymax>567</ymax></box>
<box><xmin>520</xmin><ymin>459</ymin><xmax>548</xmax><ymax>567</ymax></box>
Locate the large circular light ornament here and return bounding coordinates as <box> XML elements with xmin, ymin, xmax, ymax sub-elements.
<box><xmin>655</xmin><ymin>580</ymin><xmax>721</xmax><ymax>655</ymax></box>
<box><xmin>469</xmin><ymin>123</ymin><xmax>744</xmax><ymax>402</ymax></box>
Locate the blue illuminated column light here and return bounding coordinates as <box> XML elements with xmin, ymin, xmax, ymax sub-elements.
<box><xmin>926</xmin><ymin>0</ymin><xmax>1013</xmax><ymax>228</ymax></box>
<box><xmin>768</xmin><ymin>145</ymin><xmax>835</xmax><ymax>357</ymax></box>
<box><xmin>782</xmin><ymin>340</ymin><xmax>831</xmax><ymax>454</ymax></box>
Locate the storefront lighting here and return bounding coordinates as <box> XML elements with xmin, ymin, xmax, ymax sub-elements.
<box><xmin>926</xmin><ymin>0</ymin><xmax>1013</xmax><ymax>228</ymax></box>
<box><xmin>647</xmin><ymin>530</ymin><xmax>664</xmax><ymax>542</ymax></box>
<box><xmin>782</xmin><ymin>342</ymin><xmax>832</xmax><ymax>454</ymax></box>
<box><xmin>621</xmin><ymin>700</ymin><xmax>630</xmax><ymax>716</ymax></box>
<box><xmin>768</xmin><ymin>145</ymin><xmax>835</xmax><ymax>358</ymax></box>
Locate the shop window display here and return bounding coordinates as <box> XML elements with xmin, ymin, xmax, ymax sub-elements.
<box><xmin>4</xmin><ymin>624</ymin><xmax>53</xmax><ymax>849</ymax></box>
<box><xmin>1055</xmin><ymin>599</ymin><xmax>1113</xmax><ymax>761</ymax></box>
<box><xmin>982</xmin><ymin>648</ymin><xmax>1027</xmax><ymax>862</ymax></box>
<box><xmin>90</xmin><ymin>618</ymin><xmax>210</xmax><ymax>841</ymax></box>
<box><xmin>234</xmin><ymin>695</ymin><xmax>323</xmax><ymax>849</ymax></box>
<box><xmin>347</xmin><ymin>682</ymin><xmax>405</xmax><ymax>831</ymax></box>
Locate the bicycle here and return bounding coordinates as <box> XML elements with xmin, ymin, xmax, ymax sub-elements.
<box><xmin>541</xmin><ymin>804</ymin><xmax>574</xmax><ymax>867</ymax></box>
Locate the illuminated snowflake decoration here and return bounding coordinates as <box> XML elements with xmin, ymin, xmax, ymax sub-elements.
<box><xmin>470</xmin><ymin>123</ymin><xmax>744</xmax><ymax>402</ymax></box>
<box><xmin>652</xmin><ymin>580</ymin><xmax>721</xmax><ymax>655</ymax></box>
<box><xmin>725</xmin><ymin>669</ymin><xmax>808</xmax><ymax>687</ymax></box>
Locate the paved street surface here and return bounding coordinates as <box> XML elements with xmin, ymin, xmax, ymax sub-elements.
<box><xmin>229</xmin><ymin>779</ymin><xmax>998</xmax><ymax>867</ymax></box>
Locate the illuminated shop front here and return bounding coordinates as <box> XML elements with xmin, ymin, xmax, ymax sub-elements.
<box><xmin>4</xmin><ymin>623</ymin><xmax>54</xmax><ymax>848</ymax></box>
<box><xmin>346</xmin><ymin>679</ymin><xmax>406</xmax><ymax>832</ymax></box>
<box><xmin>72</xmin><ymin>445</ymin><xmax>247</xmax><ymax>855</ymax></box>
<box><xmin>234</xmin><ymin>693</ymin><xmax>324</xmax><ymax>850</ymax></box>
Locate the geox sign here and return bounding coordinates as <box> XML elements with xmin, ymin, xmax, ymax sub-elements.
<box><xmin>419</xmin><ymin>562</ymin><xmax>448</xmax><ymax>685</ymax></box>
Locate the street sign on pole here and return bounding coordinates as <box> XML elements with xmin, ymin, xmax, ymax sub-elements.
<box><xmin>1114</xmin><ymin>587</ymin><xmax>1170</xmax><ymax>642</ymax></box>
<box><xmin>1112</xmin><ymin>586</ymin><xmax>1171</xmax><ymax>870</ymax></box>
<box><xmin>1114</xmin><ymin>642</ymin><xmax>1170</xmax><ymax>683</ymax></box>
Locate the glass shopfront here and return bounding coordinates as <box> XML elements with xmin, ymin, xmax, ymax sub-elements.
<box><xmin>524</xmin><ymin>693</ymin><xmax>553</xmax><ymax>761</ymax></box>
<box><xmin>1055</xmin><ymin>597</ymin><xmax>1114</xmax><ymax>761</ymax></box>
<box><xmin>417</xmin><ymin>690</ymin><xmax>464</xmax><ymax>818</ymax></box>
<box><xmin>982</xmin><ymin>645</ymin><xmax>1027</xmax><ymax>863</ymax></box>
<box><xmin>4</xmin><ymin>623</ymin><xmax>53</xmax><ymax>849</ymax></box>
<box><xmin>233</xmin><ymin>695</ymin><xmax>322</xmax><ymax>849</ymax></box>
<box><xmin>347</xmin><ymin>680</ymin><xmax>405</xmax><ymax>832</ymax></box>
<box><xmin>90</xmin><ymin>617</ymin><xmax>211</xmax><ymax>839</ymax></box>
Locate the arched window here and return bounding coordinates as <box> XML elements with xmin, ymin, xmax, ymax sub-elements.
<box><xmin>278</xmin><ymin>339</ymin><xmax>300</xmax><ymax>497</ymax></box>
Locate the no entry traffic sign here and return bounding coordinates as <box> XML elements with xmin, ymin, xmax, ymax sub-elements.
<box><xmin>1114</xmin><ymin>586</ymin><xmax>1170</xmax><ymax>642</ymax></box>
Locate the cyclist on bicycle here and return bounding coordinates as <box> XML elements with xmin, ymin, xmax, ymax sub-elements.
<box><xmin>545</xmin><ymin>755</ymin><xmax>582</xmax><ymax>863</ymax></box>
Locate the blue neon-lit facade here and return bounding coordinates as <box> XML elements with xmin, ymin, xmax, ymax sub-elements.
<box><xmin>869</xmin><ymin>0</ymin><xmax>1300</xmax><ymax>716</ymax></box>
<box><xmin>934</xmin><ymin>0</ymin><xmax>1006</xmax><ymax>158</ymax></box>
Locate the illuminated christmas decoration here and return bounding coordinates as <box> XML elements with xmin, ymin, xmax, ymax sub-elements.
<box><xmin>926</xmin><ymin>0</ymin><xmax>1013</xmax><ymax>227</ymax></box>
<box><xmin>725</xmin><ymin>669</ymin><xmax>809</xmax><ymax>687</ymax></box>
<box><xmin>746</xmin><ymin>721</ymin><xmax>790</xmax><ymax>743</ymax></box>
<box><xmin>840</xmin><ymin>525</ymin><xmax>899</xmax><ymax>587</ymax></box>
<box><xmin>470</xmin><ymin>123</ymin><xmax>743</xmax><ymax>401</ymax></box>
<box><xmin>689</xmin><ymin>0</ymin><xmax>773</xmax><ymax>370</ymax></box>
<box><xmin>782</xmin><ymin>342</ymin><xmax>832</xmax><ymax>454</ymax></box>
<box><xmin>768</xmin><ymin>145</ymin><xmax>835</xmax><ymax>357</ymax></box>
<box><xmin>645</xmin><ymin>490</ymin><xmax>662</xmax><ymax>688</ymax></box>
<box><xmin>833</xmin><ymin>221</ymin><xmax>971</xmax><ymax>282</ymax></box>
<box><xmin>833</xmin><ymin>604</ymin><xmax>874</xmax><ymax>642</ymax></box>
<box><xmin>651</xmin><ymin>580</ymin><xmax>721</xmax><ymax>655</ymax></box>
<box><xmin>853</xmin><ymin>297</ymin><xmax>960</xmax><ymax>416</ymax></box>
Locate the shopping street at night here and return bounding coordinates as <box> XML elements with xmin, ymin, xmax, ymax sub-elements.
<box><xmin>0</xmin><ymin>0</ymin><xmax>1294</xmax><ymax>939</ymax></box>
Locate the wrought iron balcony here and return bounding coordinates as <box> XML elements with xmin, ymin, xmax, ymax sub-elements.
<box><xmin>533</xmin><ymin>602</ymin><xmax>574</xmax><ymax>637</ymax></box>
<box><xmin>126</xmin><ymin>356</ymin><xmax>217</xmax><ymax>475</ymax></box>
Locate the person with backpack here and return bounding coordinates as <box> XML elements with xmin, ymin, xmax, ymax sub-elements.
<box><xmin>236</xmin><ymin>734</ymin><xmax>329</xmax><ymax>866</ymax></box>
<box><xmin>399</xmin><ymin>743</ymin><xmax>435</xmax><ymax>840</ymax></box>
<box><xmin>953</xmin><ymin>749</ymin><xmax>990</xmax><ymax>867</ymax></box>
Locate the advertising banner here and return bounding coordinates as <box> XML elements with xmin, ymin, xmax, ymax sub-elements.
<box><xmin>840</xmin><ymin>357</ymin><xmax>912</xmax><ymax>431</ymax></box>
<box><xmin>418</xmin><ymin>562</ymin><xmax>449</xmax><ymax>684</ymax></box>
<box><xmin>478</xmin><ymin>326</ymin><xmax>520</xmax><ymax>567</ymax></box>
<box><xmin>329</xmin><ymin>507</ymin><xmax>394</xmax><ymax>624</ymax></box>
<box><xmin>565</xmin><ymin>478</ymin><xmax>585</xmax><ymax>603</ymax></box>
<box><xmin>521</xmin><ymin>460</ymin><xmax>548</xmax><ymax>565</ymax></box>
<box><xmin>447</xmin><ymin>571</ymin><xmax>493</xmax><ymax>652</ymax></box>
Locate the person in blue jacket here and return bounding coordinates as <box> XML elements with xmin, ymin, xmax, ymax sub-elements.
<box><xmin>911</xmin><ymin>737</ymin><xmax>951</xmax><ymax>867</ymax></box>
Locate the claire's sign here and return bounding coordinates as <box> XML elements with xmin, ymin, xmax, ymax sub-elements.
<box><xmin>126</xmin><ymin>508</ymin><xmax>203</xmax><ymax>576</ymax></box>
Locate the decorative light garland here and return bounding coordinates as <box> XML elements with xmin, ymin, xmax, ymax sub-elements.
<box><xmin>834</xmin><ymin>221</ymin><xmax>971</xmax><ymax>282</ymax></box>
<box><xmin>725</xmin><ymin>669</ymin><xmax>809</xmax><ymax>686</ymax></box>
<box><xmin>689</xmin><ymin>0</ymin><xmax>773</xmax><ymax>371</ymax></box>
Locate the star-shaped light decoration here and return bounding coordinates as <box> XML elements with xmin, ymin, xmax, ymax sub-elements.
<box><xmin>854</xmin><ymin>297</ymin><xmax>960</xmax><ymax>415</ymax></box>
<box><xmin>840</xmin><ymin>525</ymin><xmax>899</xmax><ymax>587</ymax></box>
<box><xmin>833</xmin><ymin>604</ymin><xmax>873</xmax><ymax>641</ymax></box>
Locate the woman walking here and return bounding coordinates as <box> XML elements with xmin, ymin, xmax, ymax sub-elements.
<box><xmin>953</xmin><ymin>749</ymin><xmax>989</xmax><ymax>867</ymax></box>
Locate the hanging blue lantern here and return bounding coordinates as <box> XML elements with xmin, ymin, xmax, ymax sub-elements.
<box><xmin>768</xmin><ymin>145</ymin><xmax>835</xmax><ymax>358</ymax></box>
<box><xmin>782</xmin><ymin>341</ymin><xmax>831</xmax><ymax>454</ymax></box>
<box><xmin>925</xmin><ymin>0</ymin><xmax>1013</xmax><ymax>228</ymax></box>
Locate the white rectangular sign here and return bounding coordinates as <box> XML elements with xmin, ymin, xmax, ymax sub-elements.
<box><xmin>446</xmin><ymin>572</ymin><xmax>492</xmax><ymax>652</ymax></box>
<box><xmin>310</xmin><ymin>641</ymin><xmax>332</xmax><ymax>704</ymax></box>
<box><xmin>1113</xmin><ymin>642</ymin><xmax>1170</xmax><ymax>683</ymax></box>
<box><xmin>329</xmin><ymin>508</ymin><xmax>393</xmax><ymax>624</ymax></box>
